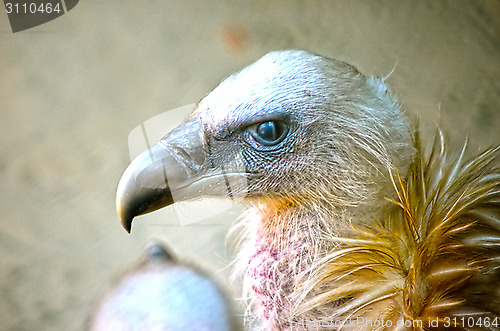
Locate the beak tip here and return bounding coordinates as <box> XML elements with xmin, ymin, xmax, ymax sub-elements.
<box><xmin>117</xmin><ymin>199</ymin><xmax>133</xmax><ymax>233</ymax></box>
<box><xmin>123</xmin><ymin>221</ymin><xmax>132</xmax><ymax>234</ymax></box>
<box><xmin>117</xmin><ymin>207</ymin><xmax>134</xmax><ymax>233</ymax></box>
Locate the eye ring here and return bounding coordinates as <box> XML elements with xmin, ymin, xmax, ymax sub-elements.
<box><xmin>250</xmin><ymin>121</ymin><xmax>289</xmax><ymax>146</ymax></box>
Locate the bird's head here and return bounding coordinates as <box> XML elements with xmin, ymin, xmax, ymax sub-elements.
<box><xmin>117</xmin><ymin>50</ymin><xmax>412</xmax><ymax>232</ymax></box>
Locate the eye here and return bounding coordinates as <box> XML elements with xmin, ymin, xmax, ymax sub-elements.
<box><xmin>250</xmin><ymin>121</ymin><xmax>288</xmax><ymax>146</ymax></box>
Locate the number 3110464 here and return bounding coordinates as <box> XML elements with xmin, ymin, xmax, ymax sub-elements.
<box><xmin>5</xmin><ymin>2</ymin><xmax>62</xmax><ymax>14</ymax></box>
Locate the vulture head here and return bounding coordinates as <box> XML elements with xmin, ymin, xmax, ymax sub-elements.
<box><xmin>117</xmin><ymin>50</ymin><xmax>499</xmax><ymax>330</ymax></box>
<box><xmin>117</xmin><ymin>50</ymin><xmax>411</xmax><ymax>231</ymax></box>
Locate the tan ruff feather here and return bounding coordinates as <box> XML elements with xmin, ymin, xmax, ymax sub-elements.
<box><xmin>293</xmin><ymin>130</ymin><xmax>500</xmax><ymax>330</ymax></box>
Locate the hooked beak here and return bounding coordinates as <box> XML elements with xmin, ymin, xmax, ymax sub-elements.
<box><xmin>116</xmin><ymin>116</ymin><xmax>247</xmax><ymax>233</ymax></box>
<box><xmin>116</xmin><ymin>117</ymin><xmax>207</xmax><ymax>233</ymax></box>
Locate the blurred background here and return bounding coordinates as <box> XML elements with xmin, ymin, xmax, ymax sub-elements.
<box><xmin>0</xmin><ymin>1</ymin><xmax>499</xmax><ymax>330</ymax></box>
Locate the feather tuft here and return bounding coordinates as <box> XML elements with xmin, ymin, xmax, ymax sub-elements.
<box><xmin>292</xmin><ymin>130</ymin><xmax>500</xmax><ymax>329</ymax></box>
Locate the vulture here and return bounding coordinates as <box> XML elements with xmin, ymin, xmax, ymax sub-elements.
<box><xmin>90</xmin><ymin>242</ymin><xmax>234</xmax><ymax>331</ymax></box>
<box><xmin>116</xmin><ymin>50</ymin><xmax>500</xmax><ymax>330</ymax></box>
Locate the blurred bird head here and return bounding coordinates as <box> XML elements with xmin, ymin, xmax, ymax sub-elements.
<box><xmin>117</xmin><ymin>50</ymin><xmax>412</xmax><ymax>232</ymax></box>
<box><xmin>90</xmin><ymin>242</ymin><xmax>234</xmax><ymax>331</ymax></box>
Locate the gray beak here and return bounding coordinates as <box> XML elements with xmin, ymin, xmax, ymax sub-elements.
<box><xmin>116</xmin><ymin>117</ymin><xmax>206</xmax><ymax>232</ymax></box>
<box><xmin>116</xmin><ymin>116</ymin><xmax>247</xmax><ymax>233</ymax></box>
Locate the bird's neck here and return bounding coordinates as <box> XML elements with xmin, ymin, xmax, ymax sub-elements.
<box><xmin>235</xmin><ymin>197</ymin><xmax>382</xmax><ymax>330</ymax></box>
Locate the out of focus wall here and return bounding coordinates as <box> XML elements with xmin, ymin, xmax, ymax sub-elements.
<box><xmin>0</xmin><ymin>1</ymin><xmax>498</xmax><ymax>329</ymax></box>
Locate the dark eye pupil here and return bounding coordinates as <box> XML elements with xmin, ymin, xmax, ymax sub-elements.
<box><xmin>257</xmin><ymin>121</ymin><xmax>279</xmax><ymax>141</ymax></box>
<box><xmin>252</xmin><ymin>121</ymin><xmax>288</xmax><ymax>146</ymax></box>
